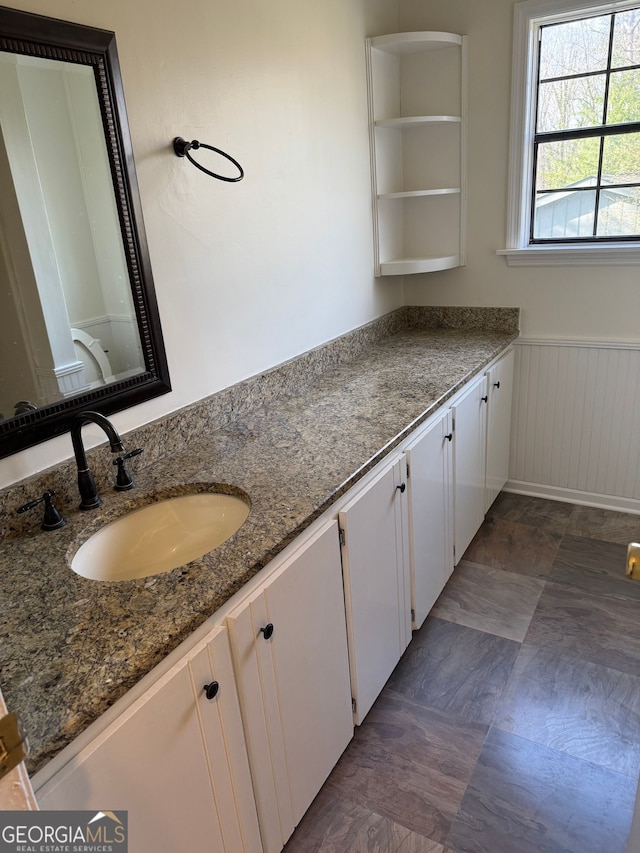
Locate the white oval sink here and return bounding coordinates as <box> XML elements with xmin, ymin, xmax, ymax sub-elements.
<box><xmin>71</xmin><ymin>493</ymin><xmax>250</xmax><ymax>582</ymax></box>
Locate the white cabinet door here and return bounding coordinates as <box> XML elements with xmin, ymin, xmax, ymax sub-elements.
<box><xmin>405</xmin><ymin>409</ymin><xmax>454</xmax><ymax>629</ymax></box>
<box><xmin>227</xmin><ymin>520</ymin><xmax>353</xmax><ymax>853</ymax></box>
<box><xmin>189</xmin><ymin>629</ymin><xmax>262</xmax><ymax>853</ymax></box>
<box><xmin>339</xmin><ymin>455</ymin><xmax>411</xmax><ymax>724</ymax></box>
<box><xmin>451</xmin><ymin>373</ymin><xmax>488</xmax><ymax>564</ymax></box>
<box><xmin>37</xmin><ymin>627</ymin><xmax>260</xmax><ymax>853</ymax></box>
<box><xmin>485</xmin><ymin>348</ymin><xmax>514</xmax><ymax>511</ymax></box>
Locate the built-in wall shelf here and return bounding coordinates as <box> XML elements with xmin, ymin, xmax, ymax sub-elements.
<box><xmin>365</xmin><ymin>31</ymin><xmax>467</xmax><ymax>277</ymax></box>
<box><xmin>374</xmin><ymin>116</ymin><xmax>462</xmax><ymax>128</ymax></box>
<box><xmin>379</xmin><ymin>255</ymin><xmax>460</xmax><ymax>277</ymax></box>
<box><xmin>370</xmin><ymin>31</ymin><xmax>463</xmax><ymax>53</ymax></box>
<box><xmin>378</xmin><ymin>188</ymin><xmax>460</xmax><ymax>200</ymax></box>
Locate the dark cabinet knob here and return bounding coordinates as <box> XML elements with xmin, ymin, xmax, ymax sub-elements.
<box><xmin>203</xmin><ymin>681</ymin><xmax>219</xmax><ymax>700</ymax></box>
<box><xmin>493</xmin><ymin>381</ymin><xmax>501</xmax><ymax>389</ymax></box>
<box><xmin>445</xmin><ymin>433</ymin><xmax>453</xmax><ymax>442</ymax></box>
<box><xmin>481</xmin><ymin>395</ymin><xmax>488</xmax><ymax>403</ymax></box>
<box><xmin>396</xmin><ymin>483</ymin><xmax>406</xmax><ymax>493</ymax></box>
<box><xmin>260</xmin><ymin>623</ymin><xmax>274</xmax><ymax>640</ymax></box>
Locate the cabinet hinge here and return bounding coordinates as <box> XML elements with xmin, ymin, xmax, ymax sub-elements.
<box><xmin>338</xmin><ymin>527</ymin><xmax>345</xmax><ymax>547</ymax></box>
<box><xmin>452</xmin><ymin>416</ymin><xmax>456</xmax><ymax>433</ymax></box>
<box><xmin>352</xmin><ymin>697</ymin><xmax>357</xmax><ymax>713</ymax></box>
<box><xmin>406</xmin><ymin>463</ymin><xmax>410</xmax><ymax>479</ymax></box>
<box><xmin>411</xmin><ymin>608</ymin><xmax>415</xmax><ymax>623</ymax></box>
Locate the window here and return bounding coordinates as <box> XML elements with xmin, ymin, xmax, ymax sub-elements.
<box><xmin>499</xmin><ymin>0</ymin><xmax>640</xmax><ymax>265</ymax></box>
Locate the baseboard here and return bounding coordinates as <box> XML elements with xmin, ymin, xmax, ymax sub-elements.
<box><xmin>504</xmin><ymin>480</ymin><xmax>640</xmax><ymax>516</ymax></box>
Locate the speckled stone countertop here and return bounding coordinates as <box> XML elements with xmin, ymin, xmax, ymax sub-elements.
<box><xmin>0</xmin><ymin>307</ymin><xmax>518</xmax><ymax>776</ymax></box>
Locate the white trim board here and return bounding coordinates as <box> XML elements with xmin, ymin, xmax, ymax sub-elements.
<box><xmin>504</xmin><ymin>481</ymin><xmax>640</xmax><ymax>516</ymax></box>
<box><xmin>515</xmin><ymin>337</ymin><xmax>640</xmax><ymax>351</ymax></box>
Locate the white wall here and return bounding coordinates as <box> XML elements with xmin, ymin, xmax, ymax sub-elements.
<box><xmin>0</xmin><ymin>128</ymin><xmax>43</xmax><ymax>415</ymax></box>
<box><xmin>0</xmin><ymin>0</ymin><xmax>400</xmax><ymax>487</ymax></box>
<box><xmin>18</xmin><ymin>62</ymin><xmax>105</xmax><ymax>324</ymax></box>
<box><xmin>400</xmin><ymin>0</ymin><xmax>640</xmax><ymax>341</ymax></box>
<box><xmin>399</xmin><ymin>0</ymin><xmax>640</xmax><ymax>510</ymax></box>
<box><xmin>4</xmin><ymin>0</ymin><xmax>638</xmax><ymax>509</ymax></box>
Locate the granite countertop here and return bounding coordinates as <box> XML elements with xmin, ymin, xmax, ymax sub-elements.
<box><xmin>0</xmin><ymin>321</ymin><xmax>517</xmax><ymax>776</ymax></box>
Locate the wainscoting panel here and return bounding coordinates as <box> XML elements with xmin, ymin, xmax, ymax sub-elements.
<box><xmin>508</xmin><ymin>340</ymin><xmax>640</xmax><ymax>513</ymax></box>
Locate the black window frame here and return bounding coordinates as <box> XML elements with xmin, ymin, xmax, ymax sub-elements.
<box><xmin>530</xmin><ymin>8</ymin><xmax>640</xmax><ymax>244</ymax></box>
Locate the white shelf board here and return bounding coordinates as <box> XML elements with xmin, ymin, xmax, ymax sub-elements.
<box><xmin>371</xmin><ymin>32</ymin><xmax>462</xmax><ymax>54</ymax></box>
<box><xmin>379</xmin><ymin>255</ymin><xmax>460</xmax><ymax>276</ymax></box>
<box><xmin>378</xmin><ymin>188</ymin><xmax>461</xmax><ymax>199</ymax></box>
<box><xmin>375</xmin><ymin>115</ymin><xmax>461</xmax><ymax>128</ymax></box>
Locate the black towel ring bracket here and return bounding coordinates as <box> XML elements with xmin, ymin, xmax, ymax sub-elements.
<box><xmin>173</xmin><ymin>137</ymin><xmax>244</xmax><ymax>182</ymax></box>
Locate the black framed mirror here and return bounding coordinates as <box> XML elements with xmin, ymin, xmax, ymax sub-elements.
<box><xmin>0</xmin><ymin>6</ymin><xmax>170</xmax><ymax>458</ymax></box>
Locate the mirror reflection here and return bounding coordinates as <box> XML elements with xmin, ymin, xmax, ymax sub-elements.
<box><xmin>0</xmin><ymin>51</ymin><xmax>146</xmax><ymax>423</ymax></box>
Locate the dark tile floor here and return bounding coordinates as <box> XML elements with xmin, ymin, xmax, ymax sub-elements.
<box><xmin>284</xmin><ymin>493</ymin><xmax>640</xmax><ymax>853</ymax></box>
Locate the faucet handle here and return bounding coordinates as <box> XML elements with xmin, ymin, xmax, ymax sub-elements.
<box><xmin>113</xmin><ymin>448</ymin><xmax>144</xmax><ymax>491</ymax></box>
<box><xmin>17</xmin><ymin>491</ymin><xmax>66</xmax><ymax>530</ymax></box>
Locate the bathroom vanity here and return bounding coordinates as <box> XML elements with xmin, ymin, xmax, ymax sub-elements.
<box><xmin>0</xmin><ymin>308</ymin><xmax>517</xmax><ymax>851</ymax></box>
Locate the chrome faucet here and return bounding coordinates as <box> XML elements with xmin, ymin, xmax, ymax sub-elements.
<box><xmin>71</xmin><ymin>411</ymin><xmax>125</xmax><ymax>510</ymax></box>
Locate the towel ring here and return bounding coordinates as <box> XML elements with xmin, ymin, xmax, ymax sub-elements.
<box><xmin>173</xmin><ymin>137</ymin><xmax>244</xmax><ymax>182</ymax></box>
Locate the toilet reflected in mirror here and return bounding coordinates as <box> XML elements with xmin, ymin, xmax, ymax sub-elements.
<box><xmin>71</xmin><ymin>329</ymin><xmax>115</xmax><ymax>390</ymax></box>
